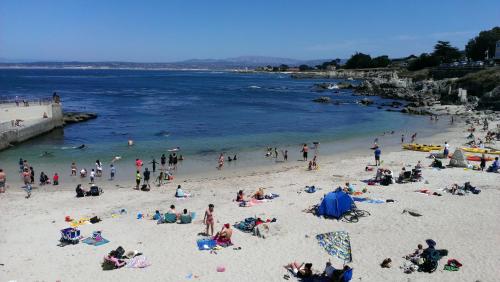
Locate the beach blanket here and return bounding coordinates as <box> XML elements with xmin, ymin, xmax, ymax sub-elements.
<box><xmin>125</xmin><ymin>255</ymin><xmax>151</xmax><ymax>268</ymax></box>
<box><xmin>316</xmin><ymin>231</ymin><xmax>352</xmax><ymax>262</ymax></box>
<box><xmin>352</xmin><ymin>197</ymin><xmax>384</xmax><ymax>204</ymax></box>
<box><xmin>82</xmin><ymin>237</ymin><xmax>110</xmax><ymax>246</ymax></box>
<box><xmin>70</xmin><ymin>218</ymin><xmax>90</xmax><ymax>227</ymax></box>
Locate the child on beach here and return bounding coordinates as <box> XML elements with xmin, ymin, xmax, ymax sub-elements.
<box><xmin>204</xmin><ymin>204</ymin><xmax>215</xmax><ymax>236</ymax></box>
<box><xmin>96</xmin><ymin>160</ymin><xmax>103</xmax><ymax>177</ymax></box>
<box><xmin>374</xmin><ymin>147</ymin><xmax>381</xmax><ymax>166</ymax></box>
<box><xmin>53</xmin><ymin>173</ymin><xmax>59</xmax><ymax>185</ymax></box>
<box><xmin>135</xmin><ymin>170</ymin><xmax>141</xmax><ymax>189</ymax></box>
<box><xmin>71</xmin><ymin>162</ymin><xmax>77</xmax><ymax>176</ymax></box>
<box><xmin>110</xmin><ymin>164</ymin><xmax>116</xmax><ymax>180</ymax></box>
<box><xmin>90</xmin><ymin>169</ymin><xmax>96</xmax><ymax>184</ymax></box>
<box><xmin>0</xmin><ymin>169</ymin><xmax>6</xmax><ymax>193</ymax></box>
<box><xmin>218</xmin><ymin>153</ymin><xmax>224</xmax><ymax>170</ymax></box>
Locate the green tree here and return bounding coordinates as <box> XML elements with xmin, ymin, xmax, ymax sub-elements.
<box><xmin>279</xmin><ymin>64</ymin><xmax>289</xmax><ymax>71</ymax></box>
<box><xmin>371</xmin><ymin>55</ymin><xmax>391</xmax><ymax>68</ymax></box>
<box><xmin>465</xmin><ymin>26</ymin><xmax>500</xmax><ymax>61</ymax></box>
<box><xmin>432</xmin><ymin>41</ymin><xmax>462</xmax><ymax>63</ymax></box>
<box><xmin>299</xmin><ymin>64</ymin><xmax>311</xmax><ymax>71</ymax></box>
<box><xmin>345</xmin><ymin>52</ymin><xmax>372</xmax><ymax>69</ymax></box>
<box><xmin>407</xmin><ymin>53</ymin><xmax>440</xmax><ymax>71</ymax></box>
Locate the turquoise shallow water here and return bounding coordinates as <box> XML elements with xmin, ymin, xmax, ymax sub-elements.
<box><xmin>0</xmin><ymin>69</ymin><xmax>444</xmax><ymax>179</ymax></box>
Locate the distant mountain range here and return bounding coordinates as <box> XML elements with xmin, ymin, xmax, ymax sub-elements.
<box><xmin>0</xmin><ymin>56</ymin><xmax>340</xmax><ymax>70</ymax></box>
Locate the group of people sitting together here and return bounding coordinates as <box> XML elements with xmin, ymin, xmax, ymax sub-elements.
<box><xmin>447</xmin><ymin>182</ymin><xmax>481</xmax><ymax>195</ymax></box>
<box><xmin>308</xmin><ymin>156</ymin><xmax>319</xmax><ymax>171</ymax></box>
<box><xmin>400</xmin><ymin>239</ymin><xmax>448</xmax><ymax>274</ymax></box>
<box><xmin>284</xmin><ymin>261</ymin><xmax>352</xmax><ymax>281</ymax></box>
<box><xmin>154</xmin><ymin>205</ymin><xmax>193</xmax><ymax>224</ymax></box>
<box><xmin>396</xmin><ymin>163</ymin><xmax>423</xmax><ymax>183</ymax></box>
<box><xmin>235</xmin><ymin>188</ymin><xmax>279</xmax><ymax>207</ymax></box>
<box><xmin>75</xmin><ymin>184</ymin><xmax>102</xmax><ymax>197</ymax></box>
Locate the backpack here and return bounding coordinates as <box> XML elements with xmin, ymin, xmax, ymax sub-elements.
<box><xmin>90</xmin><ymin>186</ymin><xmax>100</xmax><ymax>196</ymax></box>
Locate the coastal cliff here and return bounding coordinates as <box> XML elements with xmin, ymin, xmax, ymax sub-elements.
<box><xmin>299</xmin><ymin>67</ymin><xmax>500</xmax><ymax>114</ymax></box>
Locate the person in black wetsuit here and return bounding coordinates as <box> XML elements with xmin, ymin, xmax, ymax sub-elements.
<box><xmin>150</xmin><ymin>159</ymin><xmax>158</xmax><ymax>173</ymax></box>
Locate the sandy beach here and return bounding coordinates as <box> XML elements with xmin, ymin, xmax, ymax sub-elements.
<box><xmin>1</xmin><ymin>116</ymin><xmax>499</xmax><ymax>282</ymax></box>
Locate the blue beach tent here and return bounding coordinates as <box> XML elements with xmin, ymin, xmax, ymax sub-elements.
<box><xmin>317</xmin><ymin>190</ymin><xmax>354</xmax><ymax>219</ymax></box>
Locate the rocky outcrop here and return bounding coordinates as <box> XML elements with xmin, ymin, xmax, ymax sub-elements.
<box><xmin>478</xmin><ymin>86</ymin><xmax>500</xmax><ymax>111</ymax></box>
<box><xmin>63</xmin><ymin>112</ymin><xmax>97</xmax><ymax>125</ymax></box>
<box><xmin>312</xmin><ymin>96</ymin><xmax>331</xmax><ymax>103</ymax></box>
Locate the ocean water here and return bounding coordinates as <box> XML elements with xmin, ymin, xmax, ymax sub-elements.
<box><xmin>0</xmin><ymin>69</ymin><xmax>443</xmax><ymax>178</ymax></box>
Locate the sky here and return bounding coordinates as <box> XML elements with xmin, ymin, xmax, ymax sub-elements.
<box><xmin>0</xmin><ymin>0</ymin><xmax>499</xmax><ymax>62</ymax></box>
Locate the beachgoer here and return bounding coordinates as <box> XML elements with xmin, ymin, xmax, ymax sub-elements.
<box><xmin>487</xmin><ymin>157</ymin><xmax>499</xmax><ymax>172</ymax></box>
<box><xmin>53</xmin><ymin>173</ymin><xmax>59</xmax><ymax>185</ymax></box>
<box><xmin>150</xmin><ymin>159</ymin><xmax>158</xmax><ymax>173</ymax></box>
<box><xmin>374</xmin><ymin>147</ymin><xmax>381</xmax><ymax>166</ymax></box>
<box><xmin>284</xmin><ymin>262</ymin><xmax>313</xmax><ymax>278</ymax></box>
<box><xmin>284</xmin><ymin>150</ymin><xmax>288</xmax><ymax>161</ymax></box>
<box><xmin>252</xmin><ymin>187</ymin><xmax>265</xmax><ymax>200</ymax></box>
<box><xmin>128</xmin><ymin>139</ymin><xmax>133</xmax><ymax>146</ymax></box>
<box><xmin>22</xmin><ymin>169</ymin><xmax>32</xmax><ymax>198</ymax></box>
<box><xmin>75</xmin><ymin>184</ymin><xmax>87</xmax><ymax>197</ymax></box>
<box><xmin>308</xmin><ymin>161</ymin><xmax>313</xmax><ymax>170</ymax></box>
<box><xmin>156</xmin><ymin>171</ymin><xmax>164</xmax><ymax>186</ymax></box>
<box><xmin>173</xmin><ymin>153</ymin><xmax>178</xmax><ymax>169</ymax></box>
<box><xmin>214</xmin><ymin>223</ymin><xmax>232</xmax><ymax>243</ymax></box>
<box><xmin>274</xmin><ymin>148</ymin><xmax>278</xmax><ymax>158</ymax></box>
<box><xmin>312</xmin><ymin>155</ymin><xmax>318</xmax><ymax>169</ymax></box>
<box><xmin>90</xmin><ymin>169</ymin><xmax>96</xmax><ymax>184</ymax></box>
<box><xmin>143</xmin><ymin>168</ymin><xmax>151</xmax><ymax>188</ymax></box>
<box><xmin>71</xmin><ymin>162</ymin><xmax>77</xmax><ymax>176</ymax></box>
<box><xmin>39</xmin><ymin>172</ymin><xmax>49</xmax><ymax>185</ymax></box>
<box><xmin>160</xmin><ymin>154</ymin><xmax>166</xmax><ymax>169</ymax></box>
<box><xmin>0</xmin><ymin>169</ymin><xmax>6</xmax><ymax>193</ymax></box>
<box><xmin>135</xmin><ymin>158</ymin><xmax>143</xmax><ymax>171</ymax></box>
<box><xmin>204</xmin><ymin>204</ymin><xmax>215</xmax><ymax>236</ymax></box>
<box><xmin>96</xmin><ymin>160</ymin><xmax>103</xmax><ymax>177</ymax></box>
<box><xmin>18</xmin><ymin>158</ymin><xmax>24</xmax><ymax>173</ymax></box>
<box><xmin>401</xmin><ymin>134</ymin><xmax>405</xmax><ymax>143</ymax></box>
<box><xmin>30</xmin><ymin>166</ymin><xmax>35</xmax><ymax>184</ymax></box>
<box><xmin>301</xmin><ymin>144</ymin><xmax>309</xmax><ymax>161</ymax></box>
<box><xmin>236</xmin><ymin>190</ymin><xmax>245</xmax><ymax>202</ymax></box>
<box><xmin>233</xmin><ymin>154</ymin><xmax>237</xmax><ymax>161</ymax></box>
<box><xmin>218</xmin><ymin>153</ymin><xmax>224</xmax><ymax>170</ymax></box>
<box><xmin>110</xmin><ymin>164</ymin><xmax>116</xmax><ymax>180</ymax></box>
<box><xmin>180</xmin><ymin>209</ymin><xmax>192</xmax><ymax>224</ymax></box>
<box><xmin>168</xmin><ymin>154</ymin><xmax>173</xmax><ymax>167</ymax></box>
<box><xmin>175</xmin><ymin>185</ymin><xmax>189</xmax><ymax>197</ymax></box>
<box><xmin>443</xmin><ymin>142</ymin><xmax>450</xmax><ymax>158</ymax></box>
<box><xmin>411</xmin><ymin>133</ymin><xmax>417</xmax><ymax>143</ymax></box>
<box><xmin>168</xmin><ymin>204</ymin><xmax>177</xmax><ymax>215</ymax></box>
<box><xmin>228</xmin><ymin>156</ymin><xmax>232</xmax><ymax>162</ymax></box>
<box><xmin>135</xmin><ymin>170</ymin><xmax>141</xmax><ymax>189</ymax></box>
<box><xmin>80</xmin><ymin>168</ymin><xmax>87</xmax><ymax>178</ymax></box>
<box><xmin>480</xmin><ymin>154</ymin><xmax>487</xmax><ymax>171</ymax></box>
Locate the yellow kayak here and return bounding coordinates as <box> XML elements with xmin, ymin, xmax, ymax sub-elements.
<box><xmin>403</xmin><ymin>143</ymin><xmax>442</xmax><ymax>151</ymax></box>
<box><xmin>461</xmin><ymin>147</ymin><xmax>500</xmax><ymax>155</ymax></box>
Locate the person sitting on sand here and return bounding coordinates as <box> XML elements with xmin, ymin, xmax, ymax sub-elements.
<box><xmin>284</xmin><ymin>262</ymin><xmax>312</xmax><ymax>278</ymax></box>
<box><xmin>252</xmin><ymin>188</ymin><xmax>265</xmax><ymax>200</ymax></box>
<box><xmin>214</xmin><ymin>223</ymin><xmax>233</xmax><ymax>245</ymax></box>
<box><xmin>39</xmin><ymin>172</ymin><xmax>50</xmax><ymax>185</ymax></box>
<box><xmin>449</xmin><ymin>183</ymin><xmax>459</xmax><ymax>195</ymax></box>
<box><xmin>75</xmin><ymin>184</ymin><xmax>88</xmax><ymax>198</ymax></box>
<box><xmin>167</xmin><ymin>205</ymin><xmax>177</xmax><ymax>216</ymax></box>
<box><xmin>80</xmin><ymin>168</ymin><xmax>87</xmax><ymax>178</ymax></box>
<box><xmin>180</xmin><ymin>209</ymin><xmax>192</xmax><ymax>224</ymax></box>
<box><xmin>415</xmin><ymin>161</ymin><xmax>423</xmax><ymax>169</ymax></box>
<box><xmin>343</xmin><ymin>182</ymin><xmax>354</xmax><ymax>194</ymax></box>
<box><xmin>308</xmin><ymin>161</ymin><xmax>313</xmax><ymax>170</ymax></box>
<box><xmin>487</xmin><ymin>157</ymin><xmax>499</xmax><ymax>172</ymax></box>
<box><xmin>405</xmin><ymin>244</ymin><xmax>424</xmax><ymax>263</ymax></box>
<box><xmin>236</xmin><ymin>190</ymin><xmax>245</xmax><ymax>202</ymax></box>
<box><xmin>175</xmin><ymin>185</ymin><xmax>190</xmax><ymax>198</ymax></box>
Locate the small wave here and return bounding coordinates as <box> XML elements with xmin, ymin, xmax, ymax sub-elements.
<box><xmin>248</xmin><ymin>85</ymin><xmax>261</xmax><ymax>89</ymax></box>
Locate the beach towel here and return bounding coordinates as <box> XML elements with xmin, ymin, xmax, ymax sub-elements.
<box><xmin>316</xmin><ymin>231</ymin><xmax>352</xmax><ymax>262</ymax></box>
<box><xmin>197</xmin><ymin>238</ymin><xmax>217</xmax><ymax>250</ymax></box>
<box><xmin>352</xmin><ymin>197</ymin><xmax>384</xmax><ymax>204</ymax></box>
<box><xmin>82</xmin><ymin>237</ymin><xmax>110</xmax><ymax>246</ymax></box>
<box><xmin>125</xmin><ymin>255</ymin><xmax>151</xmax><ymax>268</ymax></box>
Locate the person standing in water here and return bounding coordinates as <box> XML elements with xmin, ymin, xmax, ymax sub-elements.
<box><xmin>110</xmin><ymin>164</ymin><xmax>116</xmax><ymax>180</ymax></box>
<box><xmin>143</xmin><ymin>168</ymin><xmax>151</xmax><ymax>188</ymax></box>
<box><xmin>160</xmin><ymin>154</ymin><xmax>166</xmax><ymax>170</ymax></box>
<box><xmin>150</xmin><ymin>158</ymin><xmax>158</xmax><ymax>173</ymax></box>
<box><xmin>71</xmin><ymin>162</ymin><xmax>77</xmax><ymax>176</ymax></box>
<box><xmin>0</xmin><ymin>168</ymin><xmax>6</xmax><ymax>193</ymax></box>
<box><xmin>301</xmin><ymin>144</ymin><xmax>309</xmax><ymax>161</ymax></box>
<box><xmin>284</xmin><ymin>150</ymin><xmax>288</xmax><ymax>161</ymax></box>
<box><xmin>401</xmin><ymin>134</ymin><xmax>405</xmax><ymax>143</ymax></box>
<box><xmin>218</xmin><ymin>153</ymin><xmax>225</xmax><ymax>169</ymax></box>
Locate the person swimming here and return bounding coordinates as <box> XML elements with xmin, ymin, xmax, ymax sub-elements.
<box><xmin>75</xmin><ymin>144</ymin><xmax>85</xmax><ymax>149</ymax></box>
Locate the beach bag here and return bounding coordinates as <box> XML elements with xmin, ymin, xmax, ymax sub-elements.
<box><xmin>140</xmin><ymin>184</ymin><xmax>150</xmax><ymax>191</ymax></box>
<box><xmin>90</xmin><ymin>216</ymin><xmax>101</xmax><ymax>224</ymax></box>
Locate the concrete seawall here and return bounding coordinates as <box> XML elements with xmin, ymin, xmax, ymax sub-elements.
<box><xmin>0</xmin><ymin>103</ymin><xmax>63</xmax><ymax>151</ymax></box>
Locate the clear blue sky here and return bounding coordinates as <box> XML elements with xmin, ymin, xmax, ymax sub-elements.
<box><xmin>1</xmin><ymin>0</ymin><xmax>499</xmax><ymax>62</ymax></box>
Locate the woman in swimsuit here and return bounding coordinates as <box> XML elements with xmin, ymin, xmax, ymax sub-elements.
<box><xmin>204</xmin><ymin>204</ymin><xmax>215</xmax><ymax>236</ymax></box>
